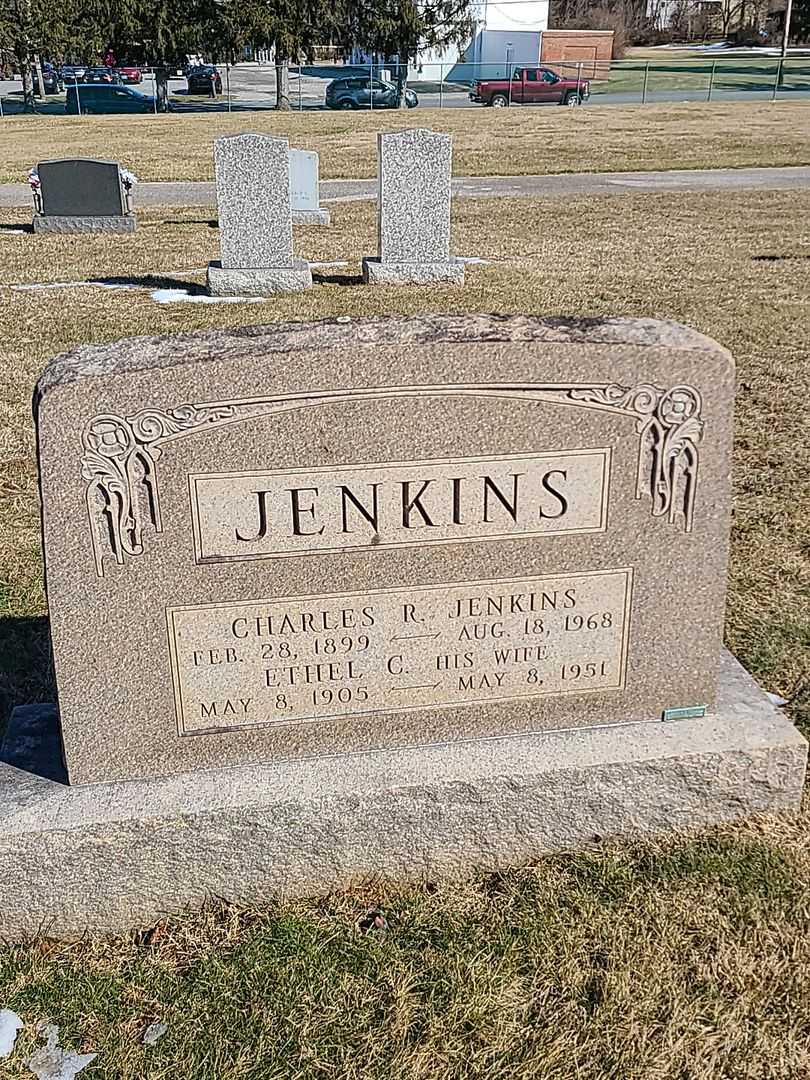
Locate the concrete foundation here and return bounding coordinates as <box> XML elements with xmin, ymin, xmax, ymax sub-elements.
<box><xmin>206</xmin><ymin>259</ymin><xmax>312</xmax><ymax>297</ymax></box>
<box><xmin>33</xmin><ymin>214</ymin><xmax>136</xmax><ymax>234</ymax></box>
<box><xmin>362</xmin><ymin>257</ymin><xmax>465</xmax><ymax>285</ymax></box>
<box><xmin>0</xmin><ymin>652</ymin><xmax>805</xmax><ymax>940</ymax></box>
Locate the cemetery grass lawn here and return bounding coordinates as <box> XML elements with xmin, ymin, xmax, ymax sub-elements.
<box><xmin>1</xmin><ymin>101</ymin><xmax>810</xmax><ymax>183</ymax></box>
<box><xmin>0</xmin><ymin>189</ymin><xmax>809</xmax><ymax>1078</ymax></box>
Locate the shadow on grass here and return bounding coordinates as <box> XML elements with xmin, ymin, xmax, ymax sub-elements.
<box><xmin>159</xmin><ymin>218</ymin><xmax>218</xmax><ymax>229</ymax></box>
<box><xmin>89</xmin><ymin>273</ymin><xmax>207</xmax><ymax>292</ymax></box>
<box><xmin>0</xmin><ymin>223</ymin><xmax>33</xmax><ymax>234</ymax></box>
<box><xmin>0</xmin><ymin>615</ymin><xmax>54</xmax><ymax>728</ymax></box>
<box><xmin>752</xmin><ymin>254</ymin><xmax>810</xmax><ymax>262</ymax></box>
<box><xmin>312</xmin><ymin>270</ymin><xmax>363</xmax><ymax>286</ymax></box>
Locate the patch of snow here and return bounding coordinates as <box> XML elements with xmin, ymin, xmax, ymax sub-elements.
<box><xmin>457</xmin><ymin>256</ymin><xmax>490</xmax><ymax>265</ymax></box>
<box><xmin>0</xmin><ymin>1010</ymin><xmax>23</xmax><ymax>1057</ymax></box>
<box><xmin>766</xmin><ymin>691</ymin><xmax>789</xmax><ymax>707</ymax></box>
<box><xmin>308</xmin><ymin>260</ymin><xmax>349</xmax><ymax>268</ymax></box>
<box><xmin>0</xmin><ymin>228</ymin><xmax>28</xmax><ymax>236</ymax></box>
<box><xmin>25</xmin><ymin>1025</ymin><xmax>97</xmax><ymax>1080</ymax></box>
<box><xmin>142</xmin><ymin>1021</ymin><xmax>168</xmax><ymax>1047</ymax></box>
<box><xmin>150</xmin><ymin>288</ymin><xmax>264</xmax><ymax>305</ymax></box>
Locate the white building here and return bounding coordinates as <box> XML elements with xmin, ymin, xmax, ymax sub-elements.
<box><xmin>417</xmin><ymin>0</ymin><xmax>551</xmax><ymax>79</ymax></box>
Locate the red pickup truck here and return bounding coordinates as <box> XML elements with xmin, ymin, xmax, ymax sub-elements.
<box><xmin>470</xmin><ymin>66</ymin><xmax>589</xmax><ymax>107</ymax></box>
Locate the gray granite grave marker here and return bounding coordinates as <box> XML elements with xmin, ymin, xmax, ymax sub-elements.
<box><xmin>0</xmin><ymin>314</ymin><xmax>805</xmax><ymax>939</ymax></box>
<box><xmin>207</xmin><ymin>133</ymin><xmax>312</xmax><ymax>296</ymax></box>
<box><xmin>289</xmin><ymin>148</ymin><xmax>330</xmax><ymax>226</ymax></box>
<box><xmin>363</xmin><ymin>129</ymin><xmax>463</xmax><ymax>285</ymax></box>
<box><xmin>32</xmin><ymin>158</ymin><xmax>136</xmax><ymax>234</ymax></box>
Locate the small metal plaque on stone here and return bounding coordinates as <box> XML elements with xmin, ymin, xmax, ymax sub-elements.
<box><xmin>38</xmin><ymin>158</ymin><xmax>125</xmax><ymax>217</ymax></box>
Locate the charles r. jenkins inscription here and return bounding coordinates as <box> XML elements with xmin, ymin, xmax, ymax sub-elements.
<box><xmin>168</xmin><ymin>569</ymin><xmax>633</xmax><ymax>734</ymax></box>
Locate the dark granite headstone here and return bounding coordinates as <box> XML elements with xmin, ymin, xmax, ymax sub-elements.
<box><xmin>38</xmin><ymin>158</ymin><xmax>125</xmax><ymax>217</ymax></box>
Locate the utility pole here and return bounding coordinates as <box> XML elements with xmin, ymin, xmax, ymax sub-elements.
<box><xmin>777</xmin><ymin>0</ymin><xmax>793</xmax><ymax>89</ymax></box>
<box><xmin>781</xmin><ymin>0</ymin><xmax>793</xmax><ymax>61</ymax></box>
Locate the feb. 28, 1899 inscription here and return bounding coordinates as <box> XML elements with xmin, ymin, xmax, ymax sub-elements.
<box><xmin>168</xmin><ymin>568</ymin><xmax>633</xmax><ymax>735</ymax></box>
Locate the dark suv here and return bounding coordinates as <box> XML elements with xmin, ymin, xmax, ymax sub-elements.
<box><xmin>325</xmin><ymin>77</ymin><xmax>418</xmax><ymax>109</ymax></box>
<box><xmin>65</xmin><ymin>84</ymin><xmax>158</xmax><ymax>114</ymax></box>
<box><xmin>187</xmin><ymin>65</ymin><xmax>222</xmax><ymax>94</ymax></box>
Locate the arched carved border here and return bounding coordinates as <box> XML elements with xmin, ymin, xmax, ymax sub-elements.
<box><xmin>81</xmin><ymin>381</ymin><xmax>703</xmax><ymax>577</ymax></box>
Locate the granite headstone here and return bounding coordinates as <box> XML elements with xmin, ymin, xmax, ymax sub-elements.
<box><xmin>363</xmin><ymin>129</ymin><xmax>463</xmax><ymax>285</ymax></box>
<box><xmin>1</xmin><ymin>314</ymin><xmax>804</xmax><ymax>939</ymax></box>
<box><xmin>207</xmin><ymin>133</ymin><xmax>312</xmax><ymax>296</ymax></box>
<box><xmin>289</xmin><ymin>148</ymin><xmax>330</xmax><ymax>226</ymax></box>
<box><xmin>32</xmin><ymin>158</ymin><xmax>136</xmax><ymax>234</ymax></box>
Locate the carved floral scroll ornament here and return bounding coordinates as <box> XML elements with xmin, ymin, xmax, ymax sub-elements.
<box><xmin>81</xmin><ymin>382</ymin><xmax>703</xmax><ymax>577</ymax></box>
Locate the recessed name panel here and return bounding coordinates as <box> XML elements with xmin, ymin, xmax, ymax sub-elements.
<box><xmin>189</xmin><ymin>449</ymin><xmax>611</xmax><ymax>564</ymax></box>
<box><xmin>167</xmin><ymin>568</ymin><xmax>633</xmax><ymax>735</ymax></box>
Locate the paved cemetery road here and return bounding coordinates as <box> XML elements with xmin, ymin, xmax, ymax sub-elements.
<box><xmin>2</xmin><ymin>165</ymin><xmax>809</xmax><ymax>209</ymax></box>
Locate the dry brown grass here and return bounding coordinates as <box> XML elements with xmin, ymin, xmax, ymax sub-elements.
<box><xmin>2</xmin><ymin>100</ymin><xmax>810</xmax><ymax>183</ymax></box>
<box><xmin>1</xmin><ymin>810</ymin><xmax>809</xmax><ymax>1079</ymax></box>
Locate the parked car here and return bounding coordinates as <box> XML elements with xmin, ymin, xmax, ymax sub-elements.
<box><xmin>65</xmin><ymin>84</ymin><xmax>159</xmax><ymax>114</ymax></box>
<box><xmin>116</xmin><ymin>64</ymin><xmax>143</xmax><ymax>84</ymax></box>
<box><xmin>32</xmin><ymin>64</ymin><xmax>63</xmax><ymax>94</ymax></box>
<box><xmin>469</xmin><ymin>67</ymin><xmax>589</xmax><ymax>107</ymax></box>
<box><xmin>60</xmin><ymin>64</ymin><xmax>86</xmax><ymax>83</ymax></box>
<box><xmin>186</xmin><ymin>65</ymin><xmax>222</xmax><ymax>94</ymax></box>
<box><xmin>325</xmin><ymin>77</ymin><xmax>418</xmax><ymax>110</ymax></box>
<box><xmin>82</xmin><ymin>66</ymin><xmax>123</xmax><ymax>85</ymax></box>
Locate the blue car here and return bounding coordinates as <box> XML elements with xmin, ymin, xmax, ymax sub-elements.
<box><xmin>65</xmin><ymin>83</ymin><xmax>160</xmax><ymax>114</ymax></box>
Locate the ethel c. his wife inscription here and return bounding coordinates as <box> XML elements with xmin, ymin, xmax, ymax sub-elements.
<box><xmin>35</xmin><ymin>315</ymin><xmax>733</xmax><ymax>784</ymax></box>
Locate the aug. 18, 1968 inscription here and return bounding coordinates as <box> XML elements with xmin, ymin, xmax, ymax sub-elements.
<box><xmin>167</xmin><ymin>568</ymin><xmax>633</xmax><ymax>735</ymax></box>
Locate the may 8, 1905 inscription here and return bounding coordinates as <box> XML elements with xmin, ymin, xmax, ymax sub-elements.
<box><xmin>34</xmin><ymin>316</ymin><xmax>734</xmax><ymax>784</ymax></box>
<box><xmin>168</xmin><ymin>569</ymin><xmax>632</xmax><ymax>734</ymax></box>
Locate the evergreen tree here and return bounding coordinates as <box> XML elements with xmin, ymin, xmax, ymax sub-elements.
<box><xmin>226</xmin><ymin>0</ymin><xmax>340</xmax><ymax>108</ymax></box>
<box><xmin>343</xmin><ymin>0</ymin><xmax>474</xmax><ymax>103</ymax></box>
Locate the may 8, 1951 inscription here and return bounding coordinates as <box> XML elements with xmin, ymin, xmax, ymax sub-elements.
<box><xmin>168</xmin><ymin>569</ymin><xmax>632</xmax><ymax>734</ymax></box>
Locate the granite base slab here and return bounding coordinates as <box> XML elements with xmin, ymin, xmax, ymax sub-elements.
<box><xmin>362</xmin><ymin>257</ymin><xmax>465</xmax><ymax>285</ymax></box>
<box><xmin>206</xmin><ymin>259</ymin><xmax>312</xmax><ymax>297</ymax></box>
<box><xmin>0</xmin><ymin>652</ymin><xmax>804</xmax><ymax>940</ymax></box>
<box><xmin>292</xmin><ymin>209</ymin><xmax>331</xmax><ymax>226</ymax></box>
<box><xmin>33</xmin><ymin>214</ymin><xmax>137</xmax><ymax>234</ymax></box>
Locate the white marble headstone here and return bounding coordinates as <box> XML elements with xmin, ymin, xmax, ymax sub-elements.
<box><xmin>289</xmin><ymin>149</ymin><xmax>319</xmax><ymax>212</ymax></box>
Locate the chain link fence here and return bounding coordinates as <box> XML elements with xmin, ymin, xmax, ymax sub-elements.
<box><xmin>1</xmin><ymin>55</ymin><xmax>809</xmax><ymax>117</ymax></box>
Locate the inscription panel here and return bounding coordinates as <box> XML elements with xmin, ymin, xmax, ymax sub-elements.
<box><xmin>168</xmin><ymin>568</ymin><xmax>632</xmax><ymax>735</ymax></box>
<box><xmin>190</xmin><ymin>449</ymin><xmax>611</xmax><ymax>564</ymax></box>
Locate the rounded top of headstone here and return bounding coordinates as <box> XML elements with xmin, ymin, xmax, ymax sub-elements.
<box><xmin>214</xmin><ymin>132</ymin><xmax>289</xmax><ymax>149</ymax></box>
<box><xmin>34</xmin><ymin>314</ymin><xmax>733</xmax><ymax>408</ymax></box>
